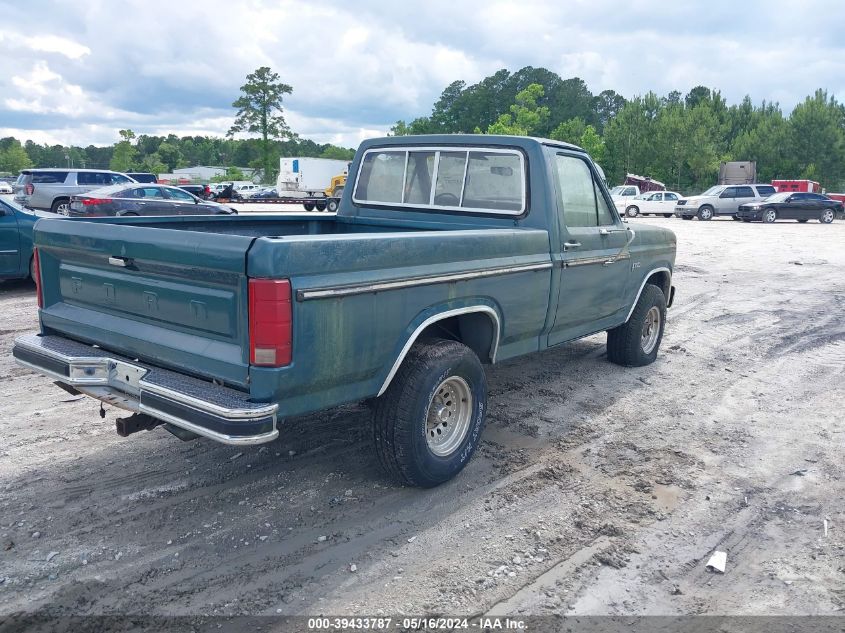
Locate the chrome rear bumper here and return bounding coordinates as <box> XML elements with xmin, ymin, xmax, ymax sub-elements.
<box><xmin>13</xmin><ymin>334</ymin><xmax>278</xmax><ymax>445</ymax></box>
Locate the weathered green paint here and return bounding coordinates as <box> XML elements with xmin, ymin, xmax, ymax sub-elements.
<box><xmin>31</xmin><ymin>135</ymin><xmax>676</xmax><ymax>419</ymax></box>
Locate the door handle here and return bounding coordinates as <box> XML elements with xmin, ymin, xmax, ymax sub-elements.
<box><xmin>599</xmin><ymin>228</ymin><xmax>626</xmax><ymax>235</ymax></box>
<box><xmin>563</xmin><ymin>241</ymin><xmax>581</xmax><ymax>251</ymax></box>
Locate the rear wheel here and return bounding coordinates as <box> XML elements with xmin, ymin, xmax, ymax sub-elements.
<box><xmin>625</xmin><ymin>206</ymin><xmax>639</xmax><ymax>218</ymax></box>
<box><xmin>607</xmin><ymin>284</ymin><xmax>666</xmax><ymax>367</ymax></box>
<box><xmin>663</xmin><ymin>213</ymin><xmax>673</xmax><ymax>218</ymax></box>
<box><xmin>303</xmin><ymin>201</ymin><xmax>315</xmax><ymax>212</ymax></box>
<box><xmin>682</xmin><ymin>216</ymin><xmax>693</xmax><ymax>220</ymax></box>
<box><xmin>332</xmin><ymin>186</ymin><xmax>344</xmax><ymax>198</ymax></box>
<box><xmin>326</xmin><ymin>198</ymin><xmax>339</xmax><ymax>213</ymax></box>
<box><xmin>820</xmin><ymin>208</ymin><xmax>835</xmax><ymax>224</ymax></box>
<box><xmin>697</xmin><ymin>206</ymin><xmax>713</xmax><ymax>221</ymax></box>
<box><xmin>315</xmin><ymin>200</ymin><xmax>328</xmax><ymax>212</ymax></box>
<box><xmin>763</xmin><ymin>208</ymin><xmax>777</xmax><ymax>223</ymax></box>
<box><xmin>797</xmin><ymin>218</ymin><xmax>809</xmax><ymax>223</ymax></box>
<box><xmin>50</xmin><ymin>198</ymin><xmax>70</xmax><ymax>215</ymax></box>
<box><xmin>372</xmin><ymin>339</ymin><xmax>487</xmax><ymax>488</ymax></box>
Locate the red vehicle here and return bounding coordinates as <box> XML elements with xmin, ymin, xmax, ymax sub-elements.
<box><xmin>772</xmin><ymin>179</ymin><xmax>821</xmax><ymax>193</ymax></box>
<box><xmin>624</xmin><ymin>173</ymin><xmax>665</xmax><ymax>193</ymax></box>
<box><xmin>827</xmin><ymin>193</ymin><xmax>845</xmax><ymax>204</ymax></box>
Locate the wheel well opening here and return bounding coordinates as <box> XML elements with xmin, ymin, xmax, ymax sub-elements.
<box><xmin>646</xmin><ymin>270</ymin><xmax>671</xmax><ymax>299</ymax></box>
<box><xmin>417</xmin><ymin>312</ymin><xmax>497</xmax><ymax>364</ymax></box>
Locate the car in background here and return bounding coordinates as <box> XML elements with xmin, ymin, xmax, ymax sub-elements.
<box><xmin>234</xmin><ymin>183</ymin><xmax>261</xmax><ymax>198</ymax></box>
<box><xmin>13</xmin><ymin>168</ymin><xmax>136</xmax><ymax>214</ymax></box>
<box><xmin>126</xmin><ymin>172</ymin><xmax>158</xmax><ymax>184</ymax></box>
<box><xmin>67</xmin><ymin>184</ymin><xmax>237</xmax><ymax>217</ymax></box>
<box><xmin>0</xmin><ymin>197</ymin><xmax>50</xmax><ymax>281</ymax></box>
<box><xmin>177</xmin><ymin>184</ymin><xmax>212</xmax><ymax>200</ymax></box>
<box><xmin>736</xmin><ymin>192</ymin><xmax>843</xmax><ymax>224</ymax></box>
<box><xmin>624</xmin><ymin>191</ymin><xmax>681</xmax><ymax>218</ymax></box>
<box><xmin>0</xmin><ymin>181</ymin><xmax>12</xmax><ymax>194</ymax></box>
<box><xmin>253</xmin><ymin>187</ymin><xmax>279</xmax><ymax>199</ymax></box>
<box><xmin>674</xmin><ymin>183</ymin><xmax>777</xmax><ymax>220</ymax></box>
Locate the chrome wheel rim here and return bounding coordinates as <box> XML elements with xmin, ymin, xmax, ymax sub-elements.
<box><xmin>822</xmin><ymin>210</ymin><xmax>834</xmax><ymax>223</ymax></box>
<box><xmin>641</xmin><ymin>306</ymin><xmax>661</xmax><ymax>354</ymax></box>
<box><xmin>765</xmin><ymin>209</ymin><xmax>776</xmax><ymax>223</ymax></box>
<box><xmin>56</xmin><ymin>202</ymin><xmax>69</xmax><ymax>214</ymax></box>
<box><xmin>426</xmin><ymin>376</ymin><xmax>472</xmax><ymax>457</ymax></box>
<box><xmin>700</xmin><ymin>208</ymin><xmax>711</xmax><ymax>220</ymax></box>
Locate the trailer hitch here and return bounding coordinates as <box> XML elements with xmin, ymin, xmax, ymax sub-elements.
<box><xmin>115</xmin><ymin>413</ymin><xmax>162</xmax><ymax>437</ymax></box>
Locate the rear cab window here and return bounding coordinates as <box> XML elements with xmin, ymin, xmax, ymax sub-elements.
<box><xmin>353</xmin><ymin>146</ymin><xmax>526</xmax><ymax>214</ymax></box>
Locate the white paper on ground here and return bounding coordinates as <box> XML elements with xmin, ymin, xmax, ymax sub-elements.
<box><xmin>705</xmin><ymin>550</ymin><xmax>727</xmax><ymax>573</ymax></box>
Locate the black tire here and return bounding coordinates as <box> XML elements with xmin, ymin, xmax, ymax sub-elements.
<box><xmin>697</xmin><ymin>205</ymin><xmax>714</xmax><ymax>221</ymax></box>
<box><xmin>50</xmin><ymin>198</ymin><xmax>70</xmax><ymax>215</ymax></box>
<box><xmin>731</xmin><ymin>215</ymin><xmax>741</xmax><ymax>221</ymax></box>
<box><xmin>326</xmin><ymin>198</ymin><xmax>339</xmax><ymax>213</ymax></box>
<box><xmin>682</xmin><ymin>216</ymin><xmax>693</xmax><ymax>220</ymax></box>
<box><xmin>762</xmin><ymin>208</ymin><xmax>777</xmax><ymax>223</ymax></box>
<box><xmin>372</xmin><ymin>339</ymin><xmax>487</xmax><ymax>488</ymax></box>
<box><xmin>820</xmin><ymin>208</ymin><xmax>835</xmax><ymax>224</ymax></box>
<box><xmin>663</xmin><ymin>213</ymin><xmax>673</xmax><ymax>218</ymax></box>
<box><xmin>315</xmin><ymin>200</ymin><xmax>328</xmax><ymax>212</ymax></box>
<box><xmin>798</xmin><ymin>219</ymin><xmax>809</xmax><ymax>223</ymax></box>
<box><xmin>303</xmin><ymin>202</ymin><xmax>315</xmax><ymax>212</ymax></box>
<box><xmin>742</xmin><ymin>219</ymin><xmax>752</xmax><ymax>223</ymax></box>
<box><xmin>607</xmin><ymin>284</ymin><xmax>667</xmax><ymax>367</ymax></box>
<box><xmin>29</xmin><ymin>256</ymin><xmax>36</xmax><ymax>283</ymax></box>
<box><xmin>625</xmin><ymin>206</ymin><xmax>639</xmax><ymax>218</ymax></box>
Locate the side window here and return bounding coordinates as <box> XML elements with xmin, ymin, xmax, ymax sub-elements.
<box><xmin>555</xmin><ymin>154</ymin><xmax>598</xmax><ymax>228</ymax></box>
<box><xmin>735</xmin><ymin>186</ymin><xmax>755</xmax><ymax>198</ymax></box>
<box><xmin>111</xmin><ymin>174</ymin><xmax>132</xmax><ymax>184</ymax></box>
<box><xmin>167</xmin><ymin>188</ymin><xmax>194</xmax><ymax>201</ymax></box>
<box><xmin>354</xmin><ymin>151</ymin><xmax>405</xmax><ymax>203</ymax></box>
<box><xmin>755</xmin><ymin>185</ymin><xmax>776</xmax><ymax>197</ymax></box>
<box><xmin>664</xmin><ymin>192</ymin><xmax>679</xmax><ymax>201</ymax></box>
<box><xmin>31</xmin><ymin>171</ymin><xmax>69</xmax><ymax>184</ymax></box>
<box><xmin>77</xmin><ymin>172</ymin><xmax>111</xmax><ymax>186</ymax></box>
<box><xmin>719</xmin><ymin>188</ymin><xmax>736</xmax><ymax>199</ymax></box>
<box><xmin>595</xmin><ymin>182</ymin><xmax>615</xmax><ymax>226</ymax></box>
<box><xmin>650</xmin><ymin>193</ymin><xmax>663</xmax><ymax>201</ymax></box>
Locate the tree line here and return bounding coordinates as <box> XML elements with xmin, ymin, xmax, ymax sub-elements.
<box><xmin>390</xmin><ymin>67</ymin><xmax>845</xmax><ymax>194</ymax></box>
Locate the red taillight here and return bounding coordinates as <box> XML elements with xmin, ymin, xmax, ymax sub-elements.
<box><xmin>249</xmin><ymin>279</ymin><xmax>292</xmax><ymax>367</ymax></box>
<box><xmin>25</xmin><ymin>183</ymin><xmax>34</xmax><ymax>195</ymax></box>
<box><xmin>33</xmin><ymin>248</ymin><xmax>43</xmax><ymax>308</ymax></box>
<box><xmin>81</xmin><ymin>197</ymin><xmax>113</xmax><ymax>206</ymax></box>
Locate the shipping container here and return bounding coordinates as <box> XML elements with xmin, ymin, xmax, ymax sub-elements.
<box><xmin>276</xmin><ymin>157</ymin><xmax>349</xmax><ymax>196</ymax></box>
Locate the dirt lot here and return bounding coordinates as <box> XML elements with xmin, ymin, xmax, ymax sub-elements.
<box><xmin>1</xmin><ymin>217</ymin><xmax>843</xmax><ymax>619</ymax></box>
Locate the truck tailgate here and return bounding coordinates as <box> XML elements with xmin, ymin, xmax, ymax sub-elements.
<box><xmin>34</xmin><ymin>218</ymin><xmax>254</xmax><ymax>388</ymax></box>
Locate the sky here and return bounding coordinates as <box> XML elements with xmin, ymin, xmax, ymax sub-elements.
<box><xmin>1</xmin><ymin>0</ymin><xmax>844</xmax><ymax>150</ymax></box>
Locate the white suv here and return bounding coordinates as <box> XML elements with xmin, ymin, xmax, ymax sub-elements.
<box><xmin>675</xmin><ymin>184</ymin><xmax>777</xmax><ymax>220</ymax></box>
<box><xmin>14</xmin><ymin>169</ymin><xmax>136</xmax><ymax>214</ymax></box>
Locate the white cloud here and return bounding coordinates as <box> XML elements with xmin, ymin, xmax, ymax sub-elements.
<box><xmin>0</xmin><ymin>0</ymin><xmax>843</xmax><ymax>148</ymax></box>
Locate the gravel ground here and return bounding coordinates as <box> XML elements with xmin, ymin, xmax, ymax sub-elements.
<box><xmin>0</xmin><ymin>217</ymin><xmax>843</xmax><ymax>618</ymax></box>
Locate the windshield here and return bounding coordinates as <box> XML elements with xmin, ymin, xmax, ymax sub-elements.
<box><xmin>609</xmin><ymin>186</ymin><xmax>626</xmax><ymax>195</ymax></box>
<box><xmin>699</xmin><ymin>186</ymin><xmax>725</xmax><ymax>196</ymax></box>
<box><xmin>765</xmin><ymin>192</ymin><xmax>791</xmax><ymax>202</ymax></box>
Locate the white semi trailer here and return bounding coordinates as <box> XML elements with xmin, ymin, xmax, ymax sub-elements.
<box><xmin>276</xmin><ymin>157</ymin><xmax>349</xmax><ymax>197</ymax></box>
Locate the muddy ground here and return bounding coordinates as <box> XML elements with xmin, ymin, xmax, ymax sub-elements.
<box><xmin>0</xmin><ymin>217</ymin><xmax>843</xmax><ymax>619</ymax></box>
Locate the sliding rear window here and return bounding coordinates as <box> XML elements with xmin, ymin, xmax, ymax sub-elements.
<box><xmin>353</xmin><ymin>147</ymin><xmax>525</xmax><ymax>215</ymax></box>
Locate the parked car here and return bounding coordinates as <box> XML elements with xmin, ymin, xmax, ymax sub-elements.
<box><xmin>177</xmin><ymin>184</ymin><xmax>212</xmax><ymax>200</ymax></box>
<box><xmin>0</xmin><ymin>197</ymin><xmax>49</xmax><ymax>281</ymax></box>
<box><xmin>235</xmin><ymin>183</ymin><xmax>261</xmax><ymax>198</ymax></box>
<box><xmin>15</xmin><ymin>134</ymin><xmax>677</xmax><ymax>488</ymax></box>
<box><xmin>0</xmin><ymin>181</ymin><xmax>13</xmax><ymax>194</ymax></box>
<box><xmin>253</xmin><ymin>187</ymin><xmax>279</xmax><ymax>199</ymax></box>
<box><xmin>13</xmin><ymin>169</ymin><xmax>136</xmax><ymax>214</ymax></box>
<box><xmin>624</xmin><ymin>191</ymin><xmax>682</xmax><ymax>218</ymax></box>
<box><xmin>674</xmin><ymin>183</ymin><xmax>777</xmax><ymax>220</ymax></box>
<box><xmin>68</xmin><ymin>184</ymin><xmax>237</xmax><ymax>217</ymax></box>
<box><xmin>126</xmin><ymin>172</ymin><xmax>158</xmax><ymax>184</ymax></box>
<box><xmin>736</xmin><ymin>192</ymin><xmax>843</xmax><ymax>223</ymax></box>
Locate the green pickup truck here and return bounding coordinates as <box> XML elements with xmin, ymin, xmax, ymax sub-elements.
<box><xmin>13</xmin><ymin>135</ymin><xmax>676</xmax><ymax>487</ymax></box>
